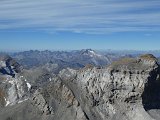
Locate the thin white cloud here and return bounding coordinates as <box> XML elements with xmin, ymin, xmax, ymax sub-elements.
<box><xmin>0</xmin><ymin>0</ymin><xmax>160</xmax><ymax>33</ymax></box>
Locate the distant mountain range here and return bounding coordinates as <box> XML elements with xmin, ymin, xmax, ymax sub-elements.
<box><xmin>10</xmin><ymin>49</ymin><xmax>138</xmax><ymax>71</ymax></box>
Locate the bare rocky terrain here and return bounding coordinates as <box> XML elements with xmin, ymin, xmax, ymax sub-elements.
<box><xmin>0</xmin><ymin>53</ymin><xmax>160</xmax><ymax>120</ymax></box>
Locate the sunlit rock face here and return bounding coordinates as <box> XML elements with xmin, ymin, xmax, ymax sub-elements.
<box><xmin>59</xmin><ymin>54</ymin><xmax>160</xmax><ymax>120</ymax></box>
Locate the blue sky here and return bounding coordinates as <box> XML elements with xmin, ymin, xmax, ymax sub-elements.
<box><xmin>0</xmin><ymin>0</ymin><xmax>160</xmax><ymax>51</ymax></box>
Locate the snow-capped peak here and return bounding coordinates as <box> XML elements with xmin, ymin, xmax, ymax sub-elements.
<box><xmin>81</xmin><ymin>49</ymin><xmax>102</xmax><ymax>57</ymax></box>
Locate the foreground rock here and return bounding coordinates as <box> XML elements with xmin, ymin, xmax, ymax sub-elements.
<box><xmin>59</xmin><ymin>54</ymin><xmax>160</xmax><ymax>120</ymax></box>
<box><xmin>0</xmin><ymin>55</ymin><xmax>31</xmax><ymax>107</ymax></box>
<box><xmin>0</xmin><ymin>54</ymin><xmax>160</xmax><ymax>120</ymax></box>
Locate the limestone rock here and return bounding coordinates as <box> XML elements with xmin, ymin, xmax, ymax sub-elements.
<box><xmin>59</xmin><ymin>54</ymin><xmax>160</xmax><ymax>120</ymax></box>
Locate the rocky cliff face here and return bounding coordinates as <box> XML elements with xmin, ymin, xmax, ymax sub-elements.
<box><xmin>0</xmin><ymin>55</ymin><xmax>31</xmax><ymax>107</ymax></box>
<box><xmin>0</xmin><ymin>54</ymin><xmax>160</xmax><ymax>120</ymax></box>
<box><xmin>59</xmin><ymin>54</ymin><xmax>160</xmax><ymax>120</ymax></box>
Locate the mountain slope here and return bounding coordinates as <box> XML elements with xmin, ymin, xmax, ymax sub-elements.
<box><xmin>0</xmin><ymin>54</ymin><xmax>160</xmax><ymax>120</ymax></box>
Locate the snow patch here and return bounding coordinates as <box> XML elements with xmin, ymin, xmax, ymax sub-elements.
<box><xmin>4</xmin><ymin>98</ymin><xmax>10</xmax><ymax>106</ymax></box>
<box><xmin>20</xmin><ymin>76</ymin><xmax>24</xmax><ymax>78</ymax></box>
<box><xmin>26</xmin><ymin>82</ymin><xmax>31</xmax><ymax>90</ymax></box>
<box><xmin>89</xmin><ymin>50</ymin><xmax>95</xmax><ymax>54</ymax></box>
<box><xmin>18</xmin><ymin>98</ymin><xmax>28</xmax><ymax>104</ymax></box>
<box><xmin>0</xmin><ymin>61</ymin><xmax>6</xmax><ymax>67</ymax></box>
<box><xmin>88</xmin><ymin>50</ymin><xmax>102</xmax><ymax>57</ymax></box>
<box><xmin>24</xmin><ymin>79</ymin><xmax>31</xmax><ymax>90</ymax></box>
<box><xmin>8</xmin><ymin>80</ymin><xmax>14</xmax><ymax>85</ymax></box>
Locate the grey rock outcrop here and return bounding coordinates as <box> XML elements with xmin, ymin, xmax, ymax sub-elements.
<box><xmin>30</xmin><ymin>76</ymin><xmax>88</xmax><ymax>120</ymax></box>
<box><xmin>59</xmin><ymin>54</ymin><xmax>160</xmax><ymax>120</ymax></box>
<box><xmin>0</xmin><ymin>55</ymin><xmax>31</xmax><ymax>107</ymax></box>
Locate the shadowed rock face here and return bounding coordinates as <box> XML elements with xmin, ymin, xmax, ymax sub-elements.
<box><xmin>0</xmin><ymin>54</ymin><xmax>22</xmax><ymax>77</ymax></box>
<box><xmin>0</xmin><ymin>54</ymin><xmax>160</xmax><ymax>120</ymax></box>
<box><xmin>142</xmin><ymin>71</ymin><xmax>160</xmax><ymax>110</ymax></box>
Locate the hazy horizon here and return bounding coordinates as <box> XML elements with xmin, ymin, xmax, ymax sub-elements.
<box><xmin>1</xmin><ymin>48</ymin><xmax>160</xmax><ymax>53</ymax></box>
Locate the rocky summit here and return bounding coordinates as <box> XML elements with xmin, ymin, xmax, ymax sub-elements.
<box><xmin>0</xmin><ymin>54</ymin><xmax>160</xmax><ymax>120</ymax></box>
